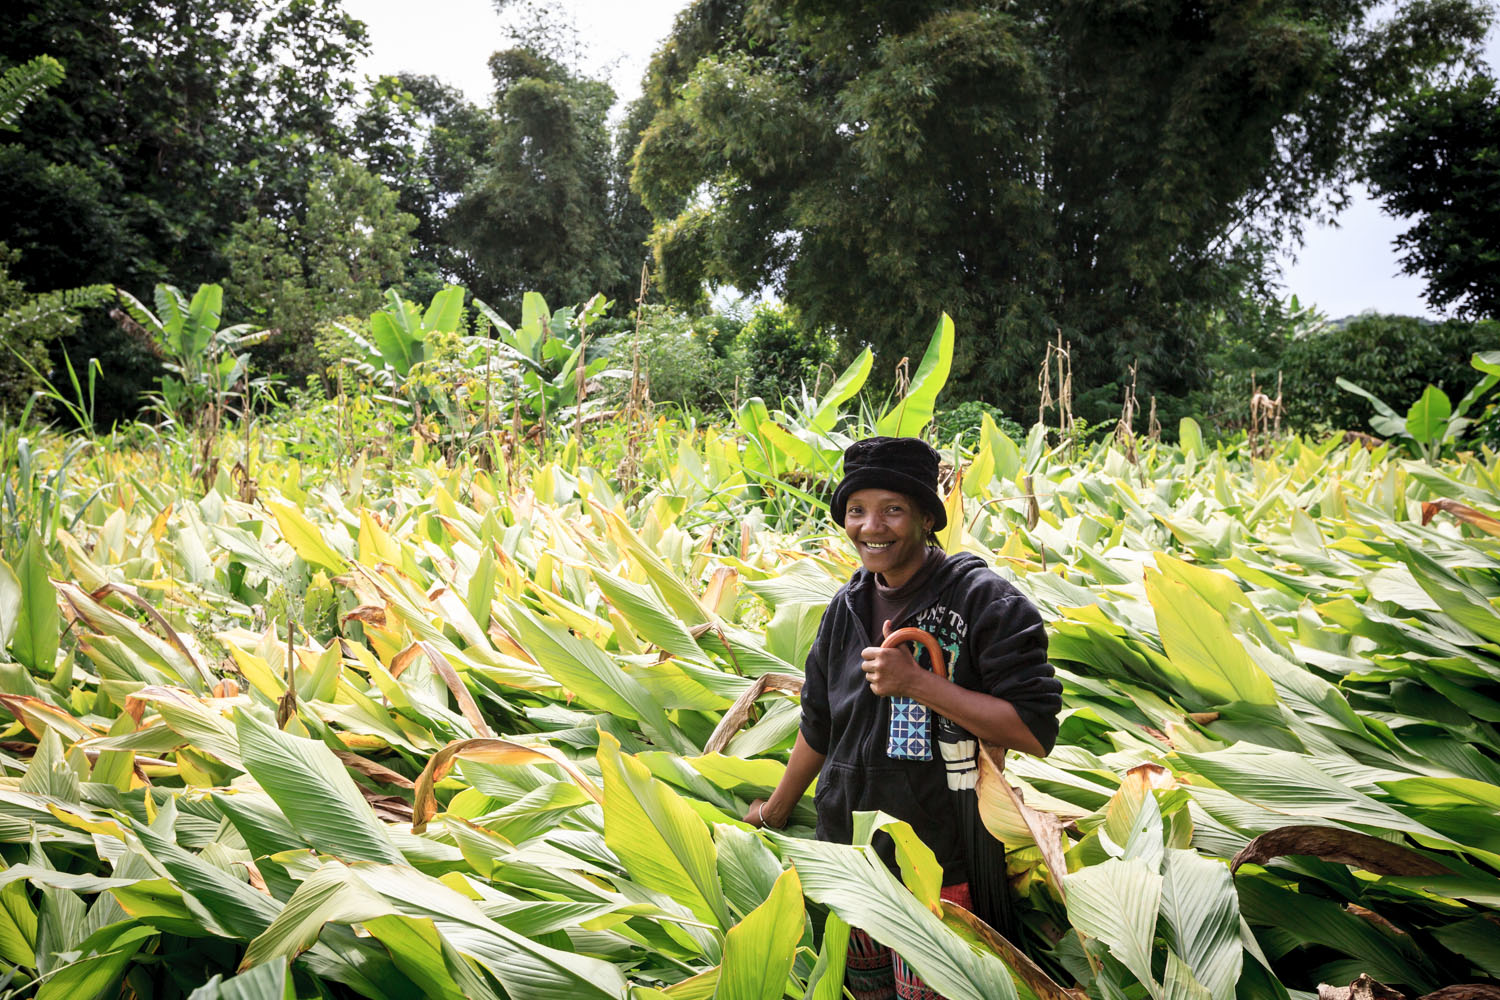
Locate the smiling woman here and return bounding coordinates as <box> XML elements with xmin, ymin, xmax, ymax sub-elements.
<box><xmin>745</xmin><ymin>435</ymin><xmax>1063</xmax><ymax>999</ymax></box>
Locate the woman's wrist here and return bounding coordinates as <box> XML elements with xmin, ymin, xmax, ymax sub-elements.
<box><xmin>758</xmin><ymin>800</ymin><xmax>787</xmax><ymax>829</ymax></box>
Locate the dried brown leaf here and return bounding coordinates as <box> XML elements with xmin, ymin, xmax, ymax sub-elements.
<box><xmin>1231</xmin><ymin>825</ymin><xmax>1448</xmax><ymax>876</ymax></box>
<box><xmin>702</xmin><ymin>673</ymin><xmax>804</xmax><ymax>754</ymax></box>
<box><xmin>1317</xmin><ymin>975</ymin><xmax>1407</xmax><ymax>1000</ymax></box>
<box><xmin>411</xmin><ymin>737</ymin><xmax>602</xmax><ymax>833</ymax></box>
<box><xmin>1421</xmin><ymin>498</ymin><xmax>1500</xmax><ymax>536</ymax></box>
<box><xmin>335</xmin><ymin>749</ymin><xmax>415</xmax><ymax>789</ymax></box>
<box><xmin>976</xmin><ymin>743</ymin><xmax>1070</xmax><ymax>902</ymax></box>
<box><xmin>418</xmin><ymin>641</ymin><xmax>494</xmax><ymax>739</ymax></box>
<box><xmin>942</xmin><ymin>902</ymin><xmax>1086</xmax><ymax>1000</ymax></box>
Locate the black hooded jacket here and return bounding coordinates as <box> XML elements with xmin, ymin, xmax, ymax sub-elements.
<box><xmin>799</xmin><ymin>551</ymin><xmax>1062</xmax><ymax>884</ymax></box>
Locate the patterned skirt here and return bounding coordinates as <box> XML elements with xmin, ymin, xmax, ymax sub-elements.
<box><xmin>844</xmin><ymin>882</ymin><xmax>973</xmax><ymax>1000</ymax></box>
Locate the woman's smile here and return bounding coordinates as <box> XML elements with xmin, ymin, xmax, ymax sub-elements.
<box><xmin>844</xmin><ymin>487</ymin><xmax>933</xmax><ymax>588</ymax></box>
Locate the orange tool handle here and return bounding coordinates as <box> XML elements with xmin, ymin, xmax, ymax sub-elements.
<box><xmin>881</xmin><ymin>627</ymin><xmax>947</xmax><ymax>681</ymax></box>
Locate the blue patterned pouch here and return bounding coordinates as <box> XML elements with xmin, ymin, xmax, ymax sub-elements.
<box><xmin>887</xmin><ymin>697</ymin><xmax>933</xmax><ymax>760</ymax></box>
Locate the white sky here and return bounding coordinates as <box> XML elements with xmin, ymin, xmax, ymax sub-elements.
<box><xmin>345</xmin><ymin>0</ymin><xmax>1496</xmax><ymax>322</ymax></box>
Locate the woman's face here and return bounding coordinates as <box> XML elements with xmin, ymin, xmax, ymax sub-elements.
<box><xmin>843</xmin><ymin>488</ymin><xmax>933</xmax><ymax>587</ymax></box>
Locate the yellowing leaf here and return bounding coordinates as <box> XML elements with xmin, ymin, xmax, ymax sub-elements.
<box><xmin>1144</xmin><ymin>570</ymin><xmax>1276</xmax><ymax>708</ymax></box>
<box><xmin>267</xmin><ymin>501</ymin><xmax>348</xmax><ymax>574</ymax></box>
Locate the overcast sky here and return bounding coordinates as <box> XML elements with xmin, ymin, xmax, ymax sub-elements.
<box><xmin>345</xmin><ymin>0</ymin><xmax>1496</xmax><ymax>322</ymax></box>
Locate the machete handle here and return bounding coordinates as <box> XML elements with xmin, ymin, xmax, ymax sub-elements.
<box><xmin>881</xmin><ymin>626</ymin><xmax>948</xmax><ymax>681</ymax></box>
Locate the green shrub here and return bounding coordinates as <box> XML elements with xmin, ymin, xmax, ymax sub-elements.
<box><xmin>632</xmin><ymin>305</ymin><xmax>737</xmax><ymax>412</ymax></box>
<box><xmin>934</xmin><ymin>401</ymin><xmax>1024</xmax><ymax>450</ymax></box>
<box><xmin>1192</xmin><ymin>295</ymin><xmax>1324</xmax><ymax>435</ymax></box>
<box><xmin>733</xmin><ymin>303</ymin><xmax>837</xmax><ymax>403</ymax></box>
<box><xmin>1280</xmin><ymin>314</ymin><xmax>1500</xmax><ymax>432</ymax></box>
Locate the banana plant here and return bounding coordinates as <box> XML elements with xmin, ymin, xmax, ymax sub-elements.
<box><xmin>1336</xmin><ymin>350</ymin><xmax>1500</xmax><ymax>462</ymax></box>
<box><xmin>116</xmin><ymin>283</ymin><xmax>267</xmax><ymax>427</ymax></box>
<box><xmin>472</xmin><ymin>291</ymin><xmax>625</xmax><ymax>437</ymax></box>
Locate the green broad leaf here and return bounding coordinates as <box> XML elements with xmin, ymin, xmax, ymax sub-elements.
<box><xmin>743</xmin><ymin>561</ymin><xmax>839</xmax><ymax>609</ymax></box>
<box><xmin>851</xmin><ymin>811</ymin><xmax>942</xmax><ymax>910</ymax></box>
<box><xmin>505</xmin><ymin>601</ymin><xmax>692</xmax><ymax>754</ymax></box>
<box><xmin>183</xmin><ymin>282</ymin><xmax>225</xmax><ymax>355</ymax></box>
<box><xmin>773</xmin><ymin>835</ymin><xmax>1017</xmax><ymax>1000</ymax></box>
<box><xmin>423</xmin><ymin>286</ymin><xmax>465</xmax><ymax>334</ymax></box>
<box><xmin>36</xmin><ymin>921</ymin><xmax>156</xmax><ymax>1000</ymax></box>
<box><xmin>1455</xmin><ymin>371</ymin><xmax>1499</xmax><ymax>418</ymax></box>
<box><xmin>364</xmin><ymin>914</ymin><xmax>503</xmax><ymax>1000</ymax></box>
<box><xmin>1162</xmin><ymin>950</ymin><xmax>1213</xmax><ymax>1000</ymax></box>
<box><xmin>353</xmin><ymin>863</ymin><xmax>629</xmax><ymax>1000</ymax></box>
<box><xmin>1472</xmin><ymin>350</ymin><xmax>1500</xmax><ymax>377</ymax></box>
<box><xmin>187</xmin><ymin>960</ymin><xmax>295</xmax><ymax>1000</ymax></box>
<box><xmin>715</xmin><ymin>866</ymin><xmax>804</xmax><ymax>1000</ymax></box>
<box><xmin>1100</xmin><ymin>771</ymin><xmax>1164</xmax><ymax>871</ymax></box>
<box><xmin>370</xmin><ymin>289</ymin><xmax>426</xmax><ymax>375</ymax></box>
<box><xmin>234</xmin><ymin>710</ymin><xmax>405</xmax><ymax>865</ymax></box>
<box><xmin>591</xmin><ymin>568</ymin><xmax>703</xmax><ymax>660</ymax></box>
<box><xmin>1432</xmin><ymin>916</ymin><xmax>1500</xmax><ymax>978</ymax></box>
<box><xmin>811</xmin><ymin>347</ymin><xmax>873</xmax><ymax>434</ymax></box>
<box><xmin>1175</xmin><ymin>747</ymin><xmax>1440</xmax><ymax>836</ymax></box>
<box><xmin>982</xmin><ymin>413</ymin><xmax>1022</xmax><ymax>482</ymax></box>
<box><xmin>265</xmin><ymin>501</ymin><xmax>348</xmax><ymax>574</ymax></box>
<box><xmin>963</xmin><ymin>429</ymin><xmax>995</xmax><ymax>496</ymax></box>
<box><xmin>764</xmin><ymin>601</ymin><xmax>824</xmax><ymax>671</ymax></box>
<box><xmin>520</xmin><ymin>291</ymin><xmax>550</xmax><ymax>347</ymax></box>
<box><xmin>876</xmin><ymin>313</ymin><xmax>954</xmax><ymax>437</ymax></box>
<box><xmin>597</xmin><ymin>731</ymin><xmax>731</xmax><ymax>930</ymax></box>
<box><xmin>1235</xmin><ymin>876</ymin><xmax>1436</xmax><ymax>991</ymax></box>
<box><xmin>1144</xmin><ymin>570</ymin><xmax>1276</xmax><ymax>708</ymax></box>
<box><xmin>107</xmin><ymin>878</ymin><xmax>203</xmax><ymax>939</ymax></box>
<box><xmin>597</xmin><ymin>505</ymin><xmax>710</xmax><ymax>627</ymax></box>
<box><xmin>804</xmin><ymin>910</ymin><xmax>850</xmax><ymax>1000</ymax></box>
<box><xmin>714</xmin><ymin>825</ymin><xmax>787</xmax><ymax>919</ymax></box>
<box><xmin>1376</xmin><ymin>775</ymin><xmax>1500</xmax><ymax>812</ymax></box>
<box><xmin>19</xmin><ymin>729</ymin><xmax>79</xmax><ymax>801</ymax></box>
<box><xmin>0</xmin><ymin>558</ymin><xmax>21</xmax><ymax>650</ymax></box>
<box><xmin>757</xmin><ymin>420</ymin><xmax>822</xmax><ymax>472</ymax></box>
<box><xmin>241</xmin><ymin>863</ymin><xmax>391</xmax><ymax>969</ymax></box>
<box><xmin>465</xmin><ymin>546</ymin><xmax>496</xmax><ymax>632</ymax></box>
<box><xmin>1179</xmin><ymin>418</ymin><xmax>1205</xmax><ymax>461</ymax></box>
<box><xmin>1336</xmin><ymin>377</ymin><xmax>1408</xmax><ymax>437</ymax></box>
<box><xmin>1064</xmin><ymin>857</ymin><xmax>1162</xmax><ymax>993</ymax></box>
<box><xmin>304</xmin><ymin>642</ymin><xmax>342</xmax><ymax>704</ymax></box>
<box><xmin>139</xmin><ymin>687</ymin><xmax>244</xmax><ymax>768</ymax></box>
<box><xmin>1405</xmin><ymin>384</ymin><xmax>1452</xmax><ymax>444</ymax></box>
<box><xmin>0</xmin><ymin>879</ymin><xmax>37</xmax><ymax>967</ymax></box>
<box><xmin>11</xmin><ymin>531</ymin><xmax>58</xmax><ymax>674</ymax></box>
<box><xmin>132</xmin><ymin>822</ymin><xmax>280</xmax><ymax>939</ymax></box>
<box><xmin>1396</xmin><ymin>541</ymin><xmax>1500</xmax><ymax>644</ymax></box>
<box><xmin>1160</xmin><ymin>849</ymin><xmax>1241</xmax><ymax>1000</ymax></box>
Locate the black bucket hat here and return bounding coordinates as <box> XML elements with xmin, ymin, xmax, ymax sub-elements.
<box><xmin>830</xmin><ymin>436</ymin><xmax>947</xmax><ymax>531</ymax></box>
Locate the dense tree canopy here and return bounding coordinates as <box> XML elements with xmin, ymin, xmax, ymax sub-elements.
<box><xmin>423</xmin><ymin>49</ymin><xmax>653</xmax><ymax>318</ymax></box>
<box><xmin>225</xmin><ymin>156</ymin><xmax>418</xmax><ymax>383</ymax></box>
<box><xmin>1367</xmin><ymin>73</ymin><xmax>1500</xmax><ymax>320</ymax></box>
<box><xmin>0</xmin><ymin>0</ymin><xmax>369</xmax><ymax>294</ymax></box>
<box><xmin>632</xmin><ymin>0</ymin><xmax>1492</xmax><ymax>418</ymax></box>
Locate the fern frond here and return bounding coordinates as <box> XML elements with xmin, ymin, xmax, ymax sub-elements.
<box><xmin>0</xmin><ymin>55</ymin><xmax>65</xmax><ymax>132</ymax></box>
<box><xmin>0</xmin><ymin>283</ymin><xmax>115</xmax><ymax>339</ymax></box>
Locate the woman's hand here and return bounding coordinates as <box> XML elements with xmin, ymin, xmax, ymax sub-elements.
<box><xmin>744</xmin><ymin>798</ymin><xmax>784</xmax><ymax>829</ymax></box>
<box><xmin>860</xmin><ymin>639</ymin><xmax>928</xmax><ymax>698</ymax></box>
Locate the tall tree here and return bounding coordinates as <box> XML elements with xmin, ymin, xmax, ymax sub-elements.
<box><xmin>224</xmin><ymin>156</ymin><xmax>418</xmax><ymax>384</ymax></box>
<box><xmin>1367</xmin><ymin>72</ymin><xmax>1500</xmax><ymax>320</ymax></box>
<box><xmin>0</xmin><ymin>0</ymin><xmax>369</xmax><ymax>294</ymax></box>
<box><xmin>439</xmin><ymin>47</ymin><xmax>652</xmax><ymax>317</ymax></box>
<box><xmin>1</xmin><ymin>0</ymin><xmax>378</xmax><ymax>423</ymax></box>
<box><xmin>632</xmin><ymin>0</ymin><xmax>1491</xmax><ymax>418</ymax></box>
